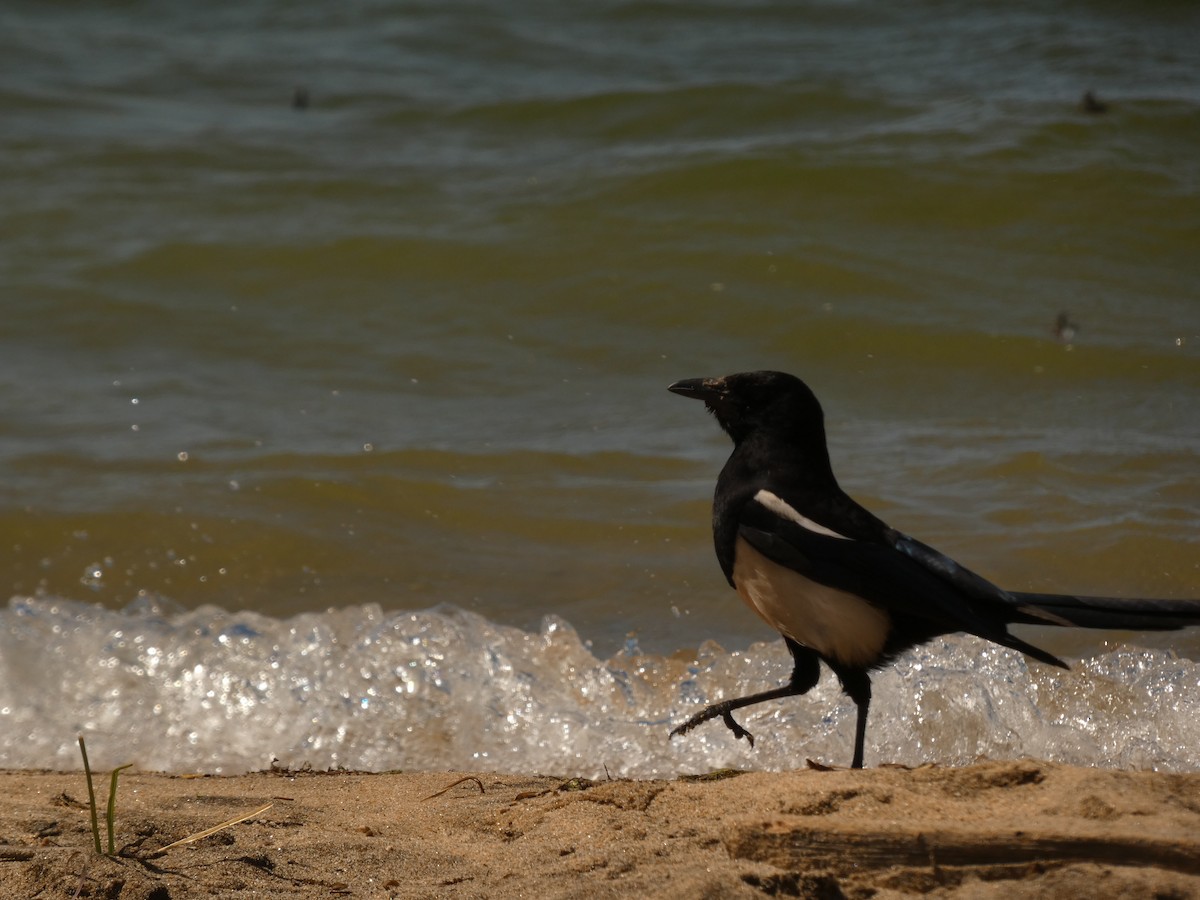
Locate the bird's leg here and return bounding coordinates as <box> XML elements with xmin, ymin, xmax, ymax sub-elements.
<box><xmin>670</xmin><ymin>639</ymin><xmax>820</xmax><ymax>748</ymax></box>
<box><xmin>671</xmin><ymin>683</ymin><xmax>803</xmax><ymax>746</ymax></box>
<box><xmin>829</xmin><ymin>665</ymin><xmax>872</xmax><ymax>769</ymax></box>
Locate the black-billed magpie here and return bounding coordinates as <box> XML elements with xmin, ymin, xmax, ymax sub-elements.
<box><xmin>668</xmin><ymin>370</ymin><xmax>1200</xmax><ymax>768</ymax></box>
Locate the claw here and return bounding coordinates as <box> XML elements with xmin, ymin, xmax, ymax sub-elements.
<box><xmin>721</xmin><ymin>711</ymin><xmax>755</xmax><ymax>747</ymax></box>
<box><xmin>669</xmin><ymin>701</ymin><xmax>757</xmax><ymax>747</ymax></box>
<box><xmin>668</xmin><ymin>711</ymin><xmax>706</xmax><ymax>741</ymax></box>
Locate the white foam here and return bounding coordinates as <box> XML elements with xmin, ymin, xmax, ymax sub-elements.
<box><xmin>1</xmin><ymin>595</ymin><xmax>1196</xmax><ymax>776</ymax></box>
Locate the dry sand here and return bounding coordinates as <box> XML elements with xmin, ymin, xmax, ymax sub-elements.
<box><xmin>2</xmin><ymin>759</ymin><xmax>1198</xmax><ymax>899</ymax></box>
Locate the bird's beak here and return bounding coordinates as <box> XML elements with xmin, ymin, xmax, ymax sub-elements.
<box><xmin>668</xmin><ymin>377</ymin><xmax>723</xmax><ymax>400</ymax></box>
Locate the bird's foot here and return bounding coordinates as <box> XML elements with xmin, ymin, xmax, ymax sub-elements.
<box><xmin>669</xmin><ymin>702</ymin><xmax>756</xmax><ymax>747</ymax></box>
<box><xmin>721</xmin><ymin>710</ymin><xmax>755</xmax><ymax>747</ymax></box>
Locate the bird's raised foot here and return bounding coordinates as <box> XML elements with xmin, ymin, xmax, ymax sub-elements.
<box><xmin>669</xmin><ymin>702</ymin><xmax>756</xmax><ymax>747</ymax></box>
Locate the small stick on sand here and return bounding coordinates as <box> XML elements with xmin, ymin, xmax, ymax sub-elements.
<box><xmin>421</xmin><ymin>776</ymin><xmax>486</xmax><ymax>801</ymax></box>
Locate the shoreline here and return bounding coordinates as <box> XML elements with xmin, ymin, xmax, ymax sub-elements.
<box><xmin>3</xmin><ymin>759</ymin><xmax>1198</xmax><ymax>898</ymax></box>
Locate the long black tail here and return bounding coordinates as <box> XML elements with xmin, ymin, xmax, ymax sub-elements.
<box><xmin>1010</xmin><ymin>592</ymin><xmax>1200</xmax><ymax>631</ymax></box>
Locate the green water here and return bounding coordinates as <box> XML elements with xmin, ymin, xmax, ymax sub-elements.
<box><xmin>2</xmin><ymin>0</ymin><xmax>1198</xmax><ymax>655</ymax></box>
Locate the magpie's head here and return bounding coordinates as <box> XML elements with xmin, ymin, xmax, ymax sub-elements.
<box><xmin>667</xmin><ymin>370</ymin><xmax>826</xmax><ymax>446</ymax></box>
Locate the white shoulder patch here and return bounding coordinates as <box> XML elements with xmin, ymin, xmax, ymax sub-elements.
<box><xmin>753</xmin><ymin>489</ymin><xmax>850</xmax><ymax>540</ymax></box>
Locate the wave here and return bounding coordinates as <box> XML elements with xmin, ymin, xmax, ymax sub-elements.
<box><xmin>2</xmin><ymin>595</ymin><xmax>1196</xmax><ymax>777</ymax></box>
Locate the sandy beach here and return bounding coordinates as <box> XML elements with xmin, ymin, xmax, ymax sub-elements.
<box><xmin>2</xmin><ymin>759</ymin><xmax>1198</xmax><ymax>899</ymax></box>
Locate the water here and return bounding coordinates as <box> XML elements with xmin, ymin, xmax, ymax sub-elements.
<box><xmin>1</xmin><ymin>0</ymin><xmax>1198</xmax><ymax>775</ymax></box>
<box><xmin>2</xmin><ymin>595</ymin><xmax>1197</xmax><ymax>776</ymax></box>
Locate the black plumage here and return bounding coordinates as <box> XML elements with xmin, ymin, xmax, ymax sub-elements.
<box><xmin>668</xmin><ymin>370</ymin><xmax>1200</xmax><ymax>768</ymax></box>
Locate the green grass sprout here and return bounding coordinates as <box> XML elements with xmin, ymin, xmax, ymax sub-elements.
<box><xmin>106</xmin><ymin>763</ymin><xmax>134</xmax><ymax>854</ymax></box>
<box><xmin>77</xmin><ymin>736</ymin><xmax>102</xmax><ymax>855</ymax></box>
<box><xmin>77</xmin><ymin>736</ymin><xmax>132</xmax><ymax>856</ymax></box>
<box><xmin>76</xmin><ymin>735</ymin><xmax>272</xmax><ymax>860</ymax></box>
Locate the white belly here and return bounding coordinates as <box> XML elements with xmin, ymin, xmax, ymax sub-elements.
<box><xmin>732</xmin><ymin>536</ymin><xmax>891</xmax><ymax>668</ymax></box>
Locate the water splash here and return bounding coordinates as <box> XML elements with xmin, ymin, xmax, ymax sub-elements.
<box><xmin>1</xmin><ymin>596</ymin><xmax>1196</xmax><ymax>776</ymax></box>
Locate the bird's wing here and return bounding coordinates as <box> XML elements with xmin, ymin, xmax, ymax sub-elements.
<box><xmin>736</xmin><ymin>490</ymin><xmax>1065</xmax><ymax>666</ymax></box>
<box><xmin>887</xmin><ymin>532</ymin><xmax>1072</xmax><ymax>625</ymax></box>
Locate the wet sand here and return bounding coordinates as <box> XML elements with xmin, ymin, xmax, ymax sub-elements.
<box><xmin>2</xmin><ymin>759</ymin><xmax>1198</xmax><ymax>899</ymax></box>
